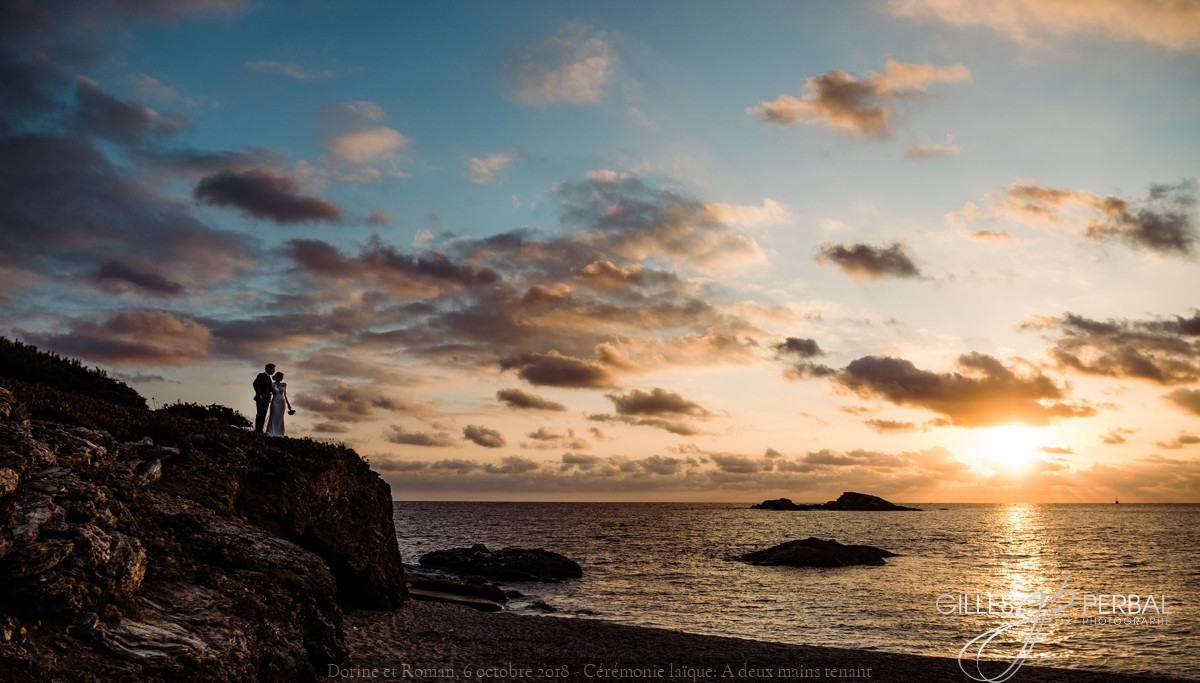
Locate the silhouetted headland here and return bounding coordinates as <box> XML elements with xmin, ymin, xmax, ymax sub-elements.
<box><xmin>753</xmin><ymin>491</ymin><xmax>921</xmax><ymax>511</ymax></box>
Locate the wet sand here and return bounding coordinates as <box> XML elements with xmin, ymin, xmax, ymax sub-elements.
<box><xmin>340</xmin><ymin>602</ymin><xmax>1192</xmax><ymax>683</ymax></box>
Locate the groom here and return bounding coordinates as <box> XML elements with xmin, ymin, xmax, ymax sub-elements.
<box><xmin>253</xmin><ymin>363</ymin><xmax>276</xmax><ymax>433</ymax></box>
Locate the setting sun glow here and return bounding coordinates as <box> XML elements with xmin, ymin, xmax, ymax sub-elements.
<box><xmin>974</xmin><ymin>425</ymin><xmax>1043</xmax><ymax>472</ymax></box>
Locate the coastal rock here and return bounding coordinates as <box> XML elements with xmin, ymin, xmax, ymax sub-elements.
<box><xmin>740</xmin><ymin>537</ymin><xmax>898</xmax><ymax>567</ymax></box>
<box><xmin>751</xmin><ymin>491</ymin><xmax>920</xmax><ymax>511</ymax></box>
<box><xmin>419</xmin><ymin>544</ymin><xmax>582</xmax><ymax>582</ymax></box>
<box><xmin>404</xmin><ymin>565</ymin><xmax>508</xmax><ymax>611</ymax></box>
<box><xmin>0</xmin><ymin>371</ymin><xmax>408</xmax><ymax>683</ymax></box>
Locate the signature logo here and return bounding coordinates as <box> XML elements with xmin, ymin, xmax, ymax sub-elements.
<box><xmin>957</xmin><ymin>577</ymin><xmax>1075</xmax><ymax>683</ymax></box>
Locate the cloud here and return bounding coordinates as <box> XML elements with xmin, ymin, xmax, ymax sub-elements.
<box><xmin>748</xmin><ymin>59</ymin><xmax>970</xmax><ymax>138</ymax></box>
<box><xmin>385</xmin><ymin>426</ymin><xmax>455</xmax><ymax>447</ymax></box>
<box><xmin>905</xmin><ymin>135</ymin><xmax>963</xmax><ymax>160</ymax></box>
<box><xmin>607</xmin><ymin>387</ymin><xmax>710</xmax><ymax>417</ymax></box>
<box><xmin>463</xmin><ymin>424</ymin><xmax>506</xmax><ymax>448</ymax></box>
<box><xmin>707</xmin><ymin>198</ymin><xmax>794</xmax><ymax>231</ymax></box>
<box><xmin>1156</xmin><ymin>434</ymin><xmax>1200</xmax><ymax>450</ymax></box>
<box><xmin>1025</xmin><ymin>311</ymin><xmax>1200</xmax><ymax>385</ymax></box>
<box><xmin>1101</xmin><ymin>428</ymin><xmax>1135</xmax><ymax>445</ymax></box>
<box><xmin>834</xmin><ymin>352</ymin><xmax>1096</xmax><ymax>427</ymax></box>
<box><xmin>954</xmin><ymin>181</ymin><xmax>1198</xmax><ymax>256</ymax></box>
<box><xmin>865</xmin><ymin>419</ymin><xmax>920</xmax><ymax>433</ymax></box>
<box><xmin>589</xmin><ymin>388</ymin><xmax>713</xmax><ymax>436</ymax></box>
<box><xmin>381</xmin><ymin>445</ymin><xmax>978</xmax><ymax>499</ymax></box>
<box><xmin>244</xmin><ymin>60</ymin><xmax>335</xmax><ymax>80</ymax></box>
<box><xmin>90</xmin><ymin>260</ymin><xmax>186</xmax><ymax>297</ymax></box>
<box><xmin>75</xmin><ymin>77</ymin><xmax>186</xmax><ymax>144</ymax></box>
<box><xmin>556</xmin><ymin>175</ymin><xmax>767</xmax><ymax>270</ymax></box>
<box><xmin>17</xmin><ymin>310</ymin><xmax>211</xmax><ymax>366</ymax></box>
<box><xmin>509</xmin><ymin>23</ymin><xmax>614</xmax><ymax>107</ymax></box>
<box><xmin>500</xmin><ymin>350</ymin><xmax>618</xmax><ymax>388</ymax></box>
<box><xmin>1038</xmin><ymin>446</ymin><xmax>1075</xmax><ymax>455</ymax></box>
<box><xmin>885</xmin><ymin>0</ymin><xmax>1200</xmax><ymax>52</ymax></box>
<box><xmin>296</xmin><ymin>380</ymin><xmax>424</xmax><ymax>424</ymax></box>
<box><xmin>815</xmin><ymin>241</ymin><xmax>922</xmax><ymax>279</ymax></box>
<box><xmin>496</xmin><ymin>388</ymin><xmax>567</xmax><ymax>411</ymax></box>
<box><xmin>194</xmin><ymin>168</ymin><xmax>342</xmax><ymax>223</ymax></box>
<box><xmin>326</xmin><ymin>126</ymin><xmax>408</xmax><ymax>165</ymax></box>
<box><xmin>466</xmin><ymin>151</ymin><xmax>517</xmax><ymax>184</ymax></box>
<box><xmin>1167</xmin><ymin>389</ymin><xmax>1200</xmax><ymax>416</ymax></box>
<box><xmin>284</xmin><ymin>237</ymin><xmax>500</xmax><ymax>297</ymax></box>
<box><xmin>570</xmin><ymin>260</ymin><xmax>646</xmax><ymax>289</ymax></box>
<box><xmin>774</xmin><ymin>337</ymin><xmax>823</xmax><ymax>358</ymax></box>
<box><xmin>773</xmin><ymin>337</ymin><xmax>835</xmax><ymax>380</ymax></box>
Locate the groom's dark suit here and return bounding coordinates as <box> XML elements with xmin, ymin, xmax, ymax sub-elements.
<box><xmin>253</xmin><ymin>371</ymin><xmax>274</xmax><ymax>432</ymax></box>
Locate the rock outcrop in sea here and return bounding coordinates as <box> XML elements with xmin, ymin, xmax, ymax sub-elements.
<box><xmin>740</xmin><ymin>537</ymin><xmax>898</xmax><ymax>567</ymax></box>
<box><xmin>752</xmin><ymin>491</ymin><xmax>920</xmax><ymax>511</ymax></box>
<box><xmin>0</xmin><ymin>339</ymin><xmax>408</xmax><ymax>682</ymax></box>
<box><xmin>419</xmin><ymin>543</ymin><xmax>583</xmax><ymax>582</ymax></box>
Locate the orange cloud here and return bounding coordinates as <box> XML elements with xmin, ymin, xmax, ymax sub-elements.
<box><xmin>748</xmin><ymin>59</ymin><xmax>970</xmax><ymax>138</ymax></box>
<box><xmin>886</xmin><ymin>0</ymin><xmax>1200</xmax><ymax>52</ymax></box>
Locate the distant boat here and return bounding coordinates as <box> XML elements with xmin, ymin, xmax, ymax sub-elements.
<box><xmin>1115</xmin><ymin>498</ymin><xmax>1120</xmax><ymax>505</ymax></box>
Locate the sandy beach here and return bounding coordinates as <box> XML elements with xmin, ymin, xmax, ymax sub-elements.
<box><xmin>340</xmin><ymin>602</ymin><xmax>1193</xmax><ymax>683</ymax></box>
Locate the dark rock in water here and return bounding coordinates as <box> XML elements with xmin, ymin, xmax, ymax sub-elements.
<box><xmin>0</xmin><ymin>377</ymin><xmax>408</xmax><ymax>683</ymax></box>
<box><xmin>419</xmin><ymin>543</ymin><xmax>582</xmax><ymax>582</ymax></box>
<box><xmin>751</xmin><ymin>491</ymin><xmax>920</xmax><ymax>511</ymax></box>
<box><xmin>740</xmin><ymin>537</ymin><xmax>898</xmax><ymax>567</ymax></box>
<box><xmin>526</xmin><ymin>600</ymin><xmax>558</xmax><ymax>613</ymax></box>
<box><xmin>404</xmin><ymin>564</ymin><xmax>507</xmax><ymax>611</ymax></box>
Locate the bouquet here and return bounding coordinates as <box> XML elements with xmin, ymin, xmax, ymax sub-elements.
<box><xmin>288</xmin><ymin>409</ymin><xmax>296</xmax><ymax>415</ymax></box>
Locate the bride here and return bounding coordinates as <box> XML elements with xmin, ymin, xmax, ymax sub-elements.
<box><xmin>265</xmin><ymin>372</ymin><xmax>294</xmax><ymax>437</ymax></box>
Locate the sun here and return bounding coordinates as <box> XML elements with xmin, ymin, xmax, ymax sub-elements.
<box><xmin>974</xmin><ymin>425</ymin><xmax>1042</xmax><ymax>472</ymax></box>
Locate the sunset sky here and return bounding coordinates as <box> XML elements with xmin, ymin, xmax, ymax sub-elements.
<box><xmin>3</xmin><ymin>1</ymin><xmax>1198</xmax><ymax>502</ymax></box>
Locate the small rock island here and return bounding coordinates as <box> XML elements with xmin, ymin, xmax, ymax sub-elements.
<box><xmin>752</xmin><ymin>491</ymin><xmax>920</xmax><ymax>511</ymax></box>
<box><xmin>740</xmin><ymin>537</ymin><xmax>898</xmax><ymax>568</ymax></box>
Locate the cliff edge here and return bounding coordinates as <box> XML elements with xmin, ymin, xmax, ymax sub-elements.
<box><xmin>0</xmin><ymin>341</ymin><xmax>407</xmax><ymax>682</ymax></box>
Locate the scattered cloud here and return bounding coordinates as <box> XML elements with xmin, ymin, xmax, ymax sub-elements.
<box><xmin>194</xmin><ymin>168</ymin><xmax>342</xmax><ymax>223</ymax></box>
<box><xmin>386</xmin><ymin>426</ymin><xmax>455</xmax><ymax>447</ymax></box>
<box><xmin>607</xmin><ymin>387</ymin><xmax>710</xmax><ymax>418</ymax></box>
<box><xmin>748</xmin><ymin>59</ymin><xmax>970</xmax><ymax>138</ymax></box>
<box><xmin>1038</xmin><ymin>445</ymin><xmax>1075</xmax><ymax>455</ymax></box>
<box><xmin>1024</xmin><ymin>311</ymin><xmax>1200</xmax><ymax>385</ymax></box>
<box><xmin>90</xmin><ymin>260</ymin><xmax>186</xmax><ymax>297</ymax></box>
<box><xmin>509</xmin><ymin>23</ymin><xmax>614</xmax><ymax>107</ymax></box>
<box><xmin>463</xmin><ymin>424</ymin><xmax>506</xmax><ymax>448</ymax></box>
<box><xmin>1167</xmin><ymin>389</ymin><xmax>1200</xmax><ymax>416</ymax></box>
<box><xmin>297</xmin><ymin>380</ymin><xmax>426</xmax><ymax>425</ymax></box>
<box><xmin>816</xmin><ymin>241</ymin><xmax>923</xmax><ymax>279</ymax></box>
<box><xmin>18</xmin><ymin>311</ymin><xmax>212</xmax><ymax>366</ymax></box>
<box><xmin>326</xmin><ymin>127</ymin><xmax>408</xmax><ymax>165</ymax></box>
<box><xmin>773</xmin><ymin>337</ymin><xmax>835</xmax><ymax>380</ymax></box>
<box><xmin>466</xmin><ymin>151</ymin><xmax>518</xmax><ymax>184</ymax></box>
<box><xmin>1157</xmin><ymin>433</ymin><xmax>1200</xmax><ymax>450</ymax></box>
<box><xmin>866</xmin><ymin>419</ymin><xmax>920</xmax><ymax>433</ymax></box>
<box><xmin>952</xmin><ymin>181</ymin><xmax>1198</xmax><ymax>256</ymax></box>
<box><xmin>885</xmin><ymin>0</ymin><xmax>1200</xmax><ymax>53</ymax></box>
<box><xmin>244</xmin><ymin>60</ymin><xmax>335</xmax><ymax>80</ymax></box>
<box><xmin>496</xmin><ymin>388</ymin><xmax>567</xmax><ymax>411</ymax></box>
<box><xmin>833</xmin><ymin>352</ymin><xmax>1096</xmax><ymax>427</ymax></box>
<box><xmin>500</xmin><ymin>350</ymin><xmax>619</xmax><ymax>388</ymax></box>
<box><xmin>906</xmin><ymin>134</ymin><xmax>963</xmax><ymax>160</ymax></box>
<box><xmin>74</xmin><ymin>77</ymin><xmax>186</xmax><ymax>144</ymax></box>
<box><xmin>1100</xmin><ymin>428</ymin><xmax>1135</xmax><ymax>445</ymax></box>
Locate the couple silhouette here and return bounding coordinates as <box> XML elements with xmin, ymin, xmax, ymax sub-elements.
<box><xmin>253</xmin><ymin>363</ymin><xmax>294</xmax><ymax>437</ymax></box>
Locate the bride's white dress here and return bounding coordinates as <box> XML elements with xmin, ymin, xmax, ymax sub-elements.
<box><xmin>265</xmin><ymin>382</ymin><xmax>288</xmax><ymax>437</ymax></box>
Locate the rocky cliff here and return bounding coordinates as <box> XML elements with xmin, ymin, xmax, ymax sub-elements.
<box><xmin>0</xmin><ymin>373</ymin><xmax>407</xmax><ymax>682</ymax></box>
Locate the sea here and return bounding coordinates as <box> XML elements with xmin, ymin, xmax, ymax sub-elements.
<box><xmin>392</xmin><ymin>502</ymin><xmax>1200</xmax><ymax>679</ymax></box>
